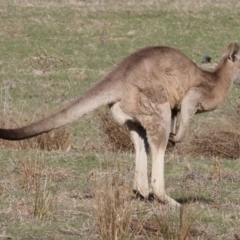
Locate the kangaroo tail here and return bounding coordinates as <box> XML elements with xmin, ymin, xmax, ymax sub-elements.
<box><xmin>0</xmin><ymin>75</ymin><xmax>121</xmax><ymax>140</ymax></box>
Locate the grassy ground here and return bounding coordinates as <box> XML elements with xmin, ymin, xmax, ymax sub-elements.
<box><xmin>1</xmin><ymin>0</ymin><xmax>240</xmax><ymax>239</ymax></box>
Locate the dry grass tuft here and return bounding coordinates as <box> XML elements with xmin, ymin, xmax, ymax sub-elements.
<box><xmin>178</xmin><ymin>131</ymin><xmax>240</xmax><ymax>159</ymax></box>
<box><xmin>152</xmin><ymin>205</ymin><xmax>201</xmax><ymax>240</ymax></box>
<box><xmin>212</xmin><ymin>159</ymin><xmax>221</xmax><ymax>206</ymax></box>
<box><xmin>98</xmin><ymin>109</ymin><xmax>134</xmax><ymax>152</ymax></box>
<box><xmin>17</xmin><ymin>155</ymin><xmax>76</xmax><ymax>192</ymax></box>
<box><xmin>18</xmin><ymin>156</ymin><xmax>38</xmax><ymax>192</ymax></box>
<box><xmin>131</xmin><ymin>207</ymin><xmax>205</xmax><ymax>239</ymax></box>
<box><xmin>31</xmin><ymin>127</ymin><xmax>71</xmax><ymax>151</ymax></box>
<box><xmin>130</xmin><ymin>219</ymin><xmax>162</xmax><ymax>238</ymax></box>
<box><xmin>12</xmin><ymin>154</ymin><xmax>59</xmax><ymax>220</ymax></box>
<box><xmin>89</xmin><ymin>170</ymin><xmax>133</xmax><ymax>240</ymax></box>
<box><xmin>34</xmin><ymin>172</ymin><xmax>58</xmax><ymax>220</ymax></box>
<box><xmin>0</xmin><ymin>107</ymin><xmax>71</xmax><ymax>152</ymax></box>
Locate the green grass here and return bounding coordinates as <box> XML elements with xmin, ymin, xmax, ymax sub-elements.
<box><xmin>1</xmin><ymin>0</ymin><xmax>240</xmax><ymax>239</ymax></box>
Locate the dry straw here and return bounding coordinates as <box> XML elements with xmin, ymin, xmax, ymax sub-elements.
<box><xmin>89</xmin><ymin>170</ymin><xmax>133</xmax><ymax>240</ymax></box>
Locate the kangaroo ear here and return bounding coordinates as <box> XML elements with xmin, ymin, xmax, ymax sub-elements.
<box><xmin>228</xmin><ymin>42</ymin><xmax>240</xmax><ymax>61</ymax></box>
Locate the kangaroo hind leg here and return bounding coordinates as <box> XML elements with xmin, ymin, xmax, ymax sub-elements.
<box><xmin>110</xmin><ymin>101</ymin><xmax>149</xmax><ymax>197</ymax></box>
<box><xmin>126</xmin><ymin>121</ymin><xmax>149</xmax><ymax>199</ymax></box>
<box><xmin>141</xmin><ymin>102</ymin><xmax>180</xmax><ymax>207</ymax></box>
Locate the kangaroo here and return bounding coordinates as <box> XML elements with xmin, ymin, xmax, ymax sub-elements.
<box><xmin>0</xmin><ymin>43</ymin><xmax>239</xmax><ymax>206</ymax></box>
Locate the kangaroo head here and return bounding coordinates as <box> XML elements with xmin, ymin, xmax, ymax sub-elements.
<box><xmin>226</xmin><ymin>42</ymin><xmax>240</xmax><ymax>83</ymax></box>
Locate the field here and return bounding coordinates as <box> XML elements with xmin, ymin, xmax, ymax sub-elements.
<box><xmin>1</xmin><ymin>0</ymin><xmax>240</xmax><ymax>239</ymax></box>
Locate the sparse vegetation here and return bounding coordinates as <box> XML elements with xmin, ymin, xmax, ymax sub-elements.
<box><xmin>1</xmin><ymin>0</ymin><xmax>240</xmax><ymax>239</ymax></box>
<box><xmin>90</xmin><ymin>171</ymin><xmax>133</xmax><ymax>240</ymax></box>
